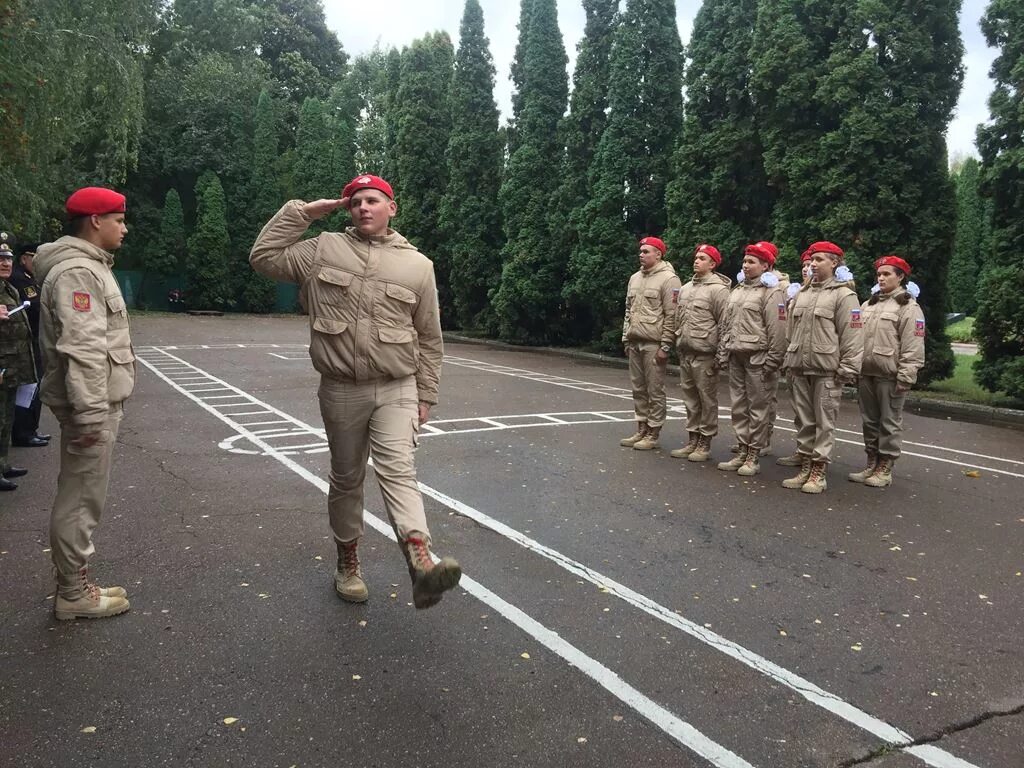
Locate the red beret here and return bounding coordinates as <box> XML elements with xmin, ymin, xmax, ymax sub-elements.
<box><xmin>66</xmin><ymin>187</ymin><xmax>126</xmax><ymax>217</ymax></box>
<box><xmin>342</xmin><ymin>174</ymin><xmax>394</xmax><ymax>205</ymax></box>
<box><xmin>755</xmin><ymin>241</ymin><xmax>779</xmax><ymax>259</ymax></box>
<box><xmin>744</xmin><ymin>242</ymin><xmax>776</xmax><ymax>267</ymax></box>
<box><xmin>639</xmin><ymin>236</ymin><xmax>666</xmax><ymax>254</ymax></box>
<box><xmin>807</xmin><ymin>241</ymin><xmax>845</xmax><ymax>260</ymax></box>
<box><xmin>694</xmin><ymin>244</ymin><xmax>722</xmax><ymax>266</ymax></box>
<box><xmin>800</xmin><ymin>248</ymin><xmax>812</xmax><ymax>262</ymax></box>
<box><xmin>875</xmin><ymin>255</ymin><xmax>911</xmax><ymax>276</ymax></box>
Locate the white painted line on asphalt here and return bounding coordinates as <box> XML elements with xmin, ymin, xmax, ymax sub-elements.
<box><xmin>137</xmin><ymin>350</ymin><xmax>757</xmax><ymax>768</ymax></box>
<box><xmin>136</xmin><ymin>350</ymin><xmax>982</xmax><ymax>768</ymax></box>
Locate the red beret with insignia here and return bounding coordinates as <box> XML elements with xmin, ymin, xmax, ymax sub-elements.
<box><xmin>744</xmin><ymin>242</ymin><xmax>776</xmax><ymax>267</ymax></box>
<box><xmin>694</xmin><ymin>243</ymin><xmax>722</xmax><ymax>266</ymax></box>
<box><xmin>639</xmin><ymin>236</ymin><xmax>666</xmax><ymax>254</ymax></box>
<box><xmin>874</xmin><ymin>255</ymin><xmax>911</xmax><ymax>277</ymax></box>
<box><xmin>342</xmin><ymin>174</ymin><xmax>394</xmax><ymax>206</ymax></box>
<box><xmin>807</xmin><ymin>241</ymin><xmax>845</xmax><ymax>261</ymax></box>
<box><xmin>65</xmin><ymin>187</ymin><xmax>126</xmax><ymax>217</ymax></box>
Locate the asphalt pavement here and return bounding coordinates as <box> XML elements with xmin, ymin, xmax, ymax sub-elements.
<box><xmin>1</xmin><ymin>313</ymin><xmax>1021</xmax><ymax>768</ymax></box>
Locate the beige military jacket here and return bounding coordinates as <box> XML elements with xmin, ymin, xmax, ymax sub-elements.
<box><xmin>250</xmin><ymin>201</ymin><xmax>443</xmax><ymax>404</ymax></box>
<box><xmin>674</xmin><ymin>271</ymin><xmax>732</xmax><ymax>357</ymax></box>
<box><xmin>622</xmin><ymin>259</ymin><xmax>680</xmax><ymax>345</ymax></box>
<box><xmin>721</xmin><ymin>277</ymin><xmax>788</xmax><ymax>373</ymax></box>
<box><xmin>860</xmin><ymin>290</ymin><xmax>926</xmax><ymax>385</ymax></box>
<box><xmin>34</xmin><ymin>237</ymin><xmax>136</xmax><ymax>427</ymax></box>
<box><xmin>784</xmin><ymin>278</ymin><xmax>863</xmax><ymax>379</ymax></box>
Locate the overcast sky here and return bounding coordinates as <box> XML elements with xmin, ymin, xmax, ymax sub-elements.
<box><xmin>323</xmin><ymin>0</ymin><xmax>995</xmax><ymax>161</ymax></box>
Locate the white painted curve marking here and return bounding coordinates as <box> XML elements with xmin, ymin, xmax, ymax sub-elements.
<box><xmin>136</xmin><ymin>349</ymin><xmax>756</xmax><ymax>768</ymax></box>
<box><xmin>136</xmin><ymin>348</ymin><xmax>983</xmax><ymax>768</ymax></box>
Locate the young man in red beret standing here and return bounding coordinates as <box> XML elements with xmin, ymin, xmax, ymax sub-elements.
<box><xmin>251</xmin><ymin>174</ymin><xmax>461</xmax><ymax>610</ymax></box>
<box><xmin>620</xmin><ymin>237</ymin><xmax>681</xmax><ymax>450</ymax></box>
<box><xmin>34</xmin><ymin>187</ymin><xmax>134</xmax><ymax>619</ymax></box>
<box><xmin>670</xmin><ymin>244</ymin><xmax>731</xmax><ymax>462</ymax></box>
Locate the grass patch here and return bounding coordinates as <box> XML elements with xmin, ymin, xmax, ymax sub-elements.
<box><xmin>946</xmin><ymin>316</ymin><xmax>975</xmax><ymax>342</ymax></box>
<box><xmin>920</xmin><ymin>354</ymin><xmax>1024</xmax><ymax>409</ymax></box>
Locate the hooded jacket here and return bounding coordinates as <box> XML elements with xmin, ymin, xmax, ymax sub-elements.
<box><xmin>622</xmin><ymin>259</ymin><xmax>681</xmax><ymax>345</ymax></box>
<box><xmin>674</xmin><ymin>271</ymin><xmax>732</xmax><ymax>358</ymax></box>
<box><xmin>784</xmin><ymin>277</ymin><xmax>863</xmax><ymax>379</ymax></box>
<box><xmin>860</xmin><ymin>289</ymin><xmax>926</xmax><ymax>385</ymax></box>
<box><xmin>721</xmin><ymin>277</ymin><xmax>788</xmax><ymax>373</ymax></box>
<box><xmin>250</xmin><ymin>200</ymin><xmax>443</xmax><ymax>404</ymax></box>
<box><xmin>34</xmin><ymin>236</ymin><xmax>135</xmax><ymax>426</ymax></box>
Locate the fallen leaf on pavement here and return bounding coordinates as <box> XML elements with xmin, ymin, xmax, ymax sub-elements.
<box><xmin>80</xmin><ymin>726</ymin><xmax>97</xmax><ymax>734</ymax></box>
<box><xmin>223</xmin><ymin>717</ymin><xmax>239</xmax><ymax>726</ymax></box>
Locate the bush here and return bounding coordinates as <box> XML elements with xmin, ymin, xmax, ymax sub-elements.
<box><xmin>946</xmin><ymin>317</ymin><xmax>975</xmax><ymax>343</ymax></box>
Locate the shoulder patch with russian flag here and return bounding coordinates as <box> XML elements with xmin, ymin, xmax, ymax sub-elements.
<box><xmin>72</xmin><ymin>291</ymin><xmax>91</xmax><ymax>312</ymax></box>
<box><xmin>672</xmin><ymin>287</ymin><xmax>680</xmax><ymax>305</ymax></box>
<box><xmin>915</xmin><ymin>318</ymin><xmax>926</xmax><ymax>337</ymax></box>
<box><xmin>850</xmin><ymin>308</ymin><xmax>863</xmax><ymax>328</ymax></box>
<box><xmin>777</xmin><ymin>303</ymin><xmax>787</xmax><ymax>321</ymax></box>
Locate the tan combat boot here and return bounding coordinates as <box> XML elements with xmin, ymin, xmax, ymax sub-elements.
<box><xmin>54</xmin><ymin>569</ymin><xmax>130</xmax><ymax>621</ymax></box>
<box><xmin>633</xmin><ymin>425</ymin><xmax>661</xmax><ymax>451</ymax></box>
<box><xmin>864</xmin><ymin>456</ymin><xmax>894</xmax><ymax>488</ymax></box>
<box><xmin>729</xmin><ymin>443</ymin><xmax>741</xmax><ymax>454</ymax></box>
<box><xmin>335</xmin><ymin>539</ymin><xmax>369</xmax><ymax>603</ymax></box>
<box><xmin>670</xmin><ymin>432</ymin><xmax>700</xmax><ymax>458</ymax></box>
<box><xmin>402</xmin><ymin>533</ymin><xmax>462</xmax><ymax>610</ymax></box>
<box><xmin>847</xmin><ymin>452</ymin><xmax>878</xmax><ymax>483</ymax></box>
<box><xmin>782</xmin><ymin>456</ymin><xmax>812</xmax><ymax>489</ymax></box>
<box><xmin>620</xmin><ymin>422</ymin><xmax>647</xmax><ymax>447</ymax></box>
<box><xmin>776</xmin><ymin>452</ymin><xmax>804</xmax><ymax>467</ymax></box>
<box><xmin>717</xmin><ymin>445</ymin><xmax>746</xmax><ymax>471</ymax></box>
<box><xmin>737</xmin><ymin>446</ymin><xmax>761</xmax><ymax>477</ymax></box>
<box><xmin>687</xmin><ymin>434</ymin><xmax>712</xmax><ymax>462</ymax></box>
<box><xmin>801</xmin><ymin>461</ymin><xmax>828</xmax><ymax>494</ymax></box>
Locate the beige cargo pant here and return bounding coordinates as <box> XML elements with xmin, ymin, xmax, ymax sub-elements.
<box><xmin>789</xmin><ymin>372</ymin><xmax>841</xmax><ymax>463</ymax></box>
<box><xmin>49</xmin><ymin>404</ymin><xmax>124</xmax><ymax>598</ymax></box>
<box><xmin>728</xmin><ymin>353</ymin><xmax>778</xmax><ymax>451</ymax></box>
<box><xmin>318</xmin><ymin>375</ymin><xmax>429</xmax><ymax>545</ymax></box>
<box><xmin>858</xmin><ymin>376</ymin><xmax>907</xmax><ymax>459</ymax></box>
<box><xmin>678</xmin><ymin>352</ymin><xmax>720</xmax><ymax>436</ymax></box>
<box><xmin>627</xmin><ymin>341</ymin><xmax>667</xmax><ymax>427</ymax></box>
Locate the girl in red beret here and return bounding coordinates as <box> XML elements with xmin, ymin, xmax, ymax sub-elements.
<box><xmin>848</xmin><ymin>256</ymin><xmax>925</xmax><ymax>487</ymax></box>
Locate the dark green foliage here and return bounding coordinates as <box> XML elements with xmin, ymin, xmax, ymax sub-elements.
<box><xmin>293</xmin><ymin>97</ymin><xmax>336</xmax><ymax>204</ymax></box>
<box><xmin>752</xmin><ymin>0</ymin><xmax>963</xmax><ymax>384</ymax></box>
<box><xmin>506</xmin><ymin>0</ymin><xmax>536</xmax><ymax>156</ymax></box>
<box><xmin>438</xmin><ymin>0</ymin><xmax>505</xmax><ymax>331</ymax></box>
<box><xmin>948</xmin><ymin>158</ymin><xmax>986</xmax><ymax>314</ymax></box>
<box><xmin>146</xmin><ymin>188</ymin><xmax>186</xmax><ymax>277</ymax></box>
<box><xmin>975</xmin><ymin>0</ymin><xmax>1024</xmax><ymax>398</ymax></box>
<box><xmin>242</xmin><ymin>89</ymin><xmax>282</xmax><ymax>312</ymax></box>
<box><xmin>492</xmin><ymin>0</ymin><xmax>569</xmax><ymax>343</ymax></box>
<box><xmin>392</xmin><ymin>32</ymin><xmax>455</xmax><ymax>317</ymax></box>
<box><xmin>186</xmin><ymin>172</ymin><xmax>233</xmax><ymax>310</ymax></box>
<box><xmin>666</xmin><ymin>0</ymin><xmax>770</xmax><ymax>277</ymax></box>
<box><xmin>564</xmin><ymin>0</ymin><xmax>684</xmax><ymax>347</ymax></box>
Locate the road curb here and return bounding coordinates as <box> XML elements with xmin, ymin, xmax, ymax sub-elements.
<box><xmin>443</xmin><ymin>332</ymin><xmax>1024</xmax><ymax>432</ymax></box>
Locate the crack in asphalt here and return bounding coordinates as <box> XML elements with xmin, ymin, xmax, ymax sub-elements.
<box><xmin>838</xmin><ymin>702</ymin><xmax>1024</xmax><ymax>766</ymax></box>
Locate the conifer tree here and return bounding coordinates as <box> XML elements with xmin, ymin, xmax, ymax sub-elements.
<box><xmin>243</xmin><ymin>88</ymin><xmax>281</xmax><ymax>312</ymax></box>
<box><xmin>948</xmin><ymin>158</ymin><xmax>986</xmax><ymax>315</ymax></box>
<box><xmin>975</xmin><ymin>0</ymin><xmax>1024</xmax><ymax>398</ymax></box>
<box><xmin>186</xmin><ymin>171</ymin><xmax>232</xmax><ymax>310</ymax></box>
<box><xmin>438</xmin><ymin>0</ymin><xmax>505</xmax><ymax>331</ymax></box>
<box><xmin>666</xmin><ymin>0</ymin><xmax>769</xmax><ymax>277</ymax></box>
<box><xmin>492</xmin><ymin>0</ymin><xmax>568</xmax><ymax>343</ymax></box>
<box><xmin>392</xmin><ymin>32</ymin><xmax>455</xmax><ymax>314</ymax></box>
<box><xmin>506</xmin><ymin>0</ymin><xmax>536</xmax><ymax>156</ymax></box>
<box><xmin>564</xmin><ymin>0</ymin><xmax>684</xmax><ymax>347</ymax></box>
<box><xmin>146</xmin><ymin>187</ymin><xmax>186</xmax><ymax>279</ymax></box>
<box><xmin>293</xmin><ymin>97</ymin><xmax>335</xmax><ymax>205</ymax></box>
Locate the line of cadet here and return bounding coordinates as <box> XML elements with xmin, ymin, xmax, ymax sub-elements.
<box><xmin>621</xmin><ymin>237</ymin><xmax>926</xmax><ymax>494</ymax></box>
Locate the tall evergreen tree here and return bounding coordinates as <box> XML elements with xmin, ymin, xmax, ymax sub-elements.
<box><xmin>666</xmin><ymin>0</ymin><xmax>770</xmax><ymax>278</ymax></box>
<box><xmin>146</xmin><ymin>187</ymin><xmax>186</xmax><ymax>278</ymax></box>
<box><xmin>506</xmin><ymin>0</ymin><xmax>536</xmax><ymax>156</ymax></box>
<box><xmin>564</xmin><ymin>0</ymin><xmax>684</xmax><ymax>347</ymax></box>
<box><xmin>293</xmin><ymin>97</ymin><xmax>336</xmax><ymax>204</ymax></box>
<box><xmin>381</xmin><ymin>47</ymin><xmax>405</xmax><ymax>185</ymax></box>
<box><xmin>438</xmin><ymin>0</ymin><xmax>505</xmax><ymax>331</ymax></box>
<box><xmin>548</xmin><ymin>0</ymin><xmax>618</xmax><ymax>334</ymax></box>
<box><xmin>753</xmin><ymin>0</ymin><xmax>962</xmax><ymax>384</ymax></box>
<box><xmin>392</xmin><ymin>32</ymin><xmax>455</xmax><ymax>315</ymax></box>
<box><xmin>242</xmin><ymin>88</ymin><xmax>282</xmax><ymax>312</ymax></box>
<box><xmin>492</xmin><ymin>0</ymin><xmax>569</xmax><ymax>343</ymax></box>
<box><xmin>975</xmin><ymin>0</ymin><xmax>1024</xmax><ymax>398</ymax></box>
<box><xmin>948</xmin><ymin>158</ymin><xmax>986</xmax><ymax>315</ymax></box>
<box><xmin>186</xmin><ymin>172</ymin><xmax>233</xmax><ymax>310</ymax></box>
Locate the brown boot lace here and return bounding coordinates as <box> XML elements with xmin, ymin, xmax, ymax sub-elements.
<box><xmin>338</xmin><ymin>540</ymin><xmax>360</xmax><ymax>576</ymax></box>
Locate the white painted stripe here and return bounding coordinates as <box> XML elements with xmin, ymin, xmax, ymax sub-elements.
<box><xmin>138</xmin><ymin>351</ymin><xmax>981</xmax><ymax>768</ymax></box>
<box><xmin>137</xmin><ymin>350</ymin><xmax>756</xmax><ymax>768</ymax></box>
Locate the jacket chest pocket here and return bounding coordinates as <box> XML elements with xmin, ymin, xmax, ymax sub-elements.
<box><xmin>376</xmin><ymin>282</ymin><xmax>417</xmax><ymax>326</ymax></box>
<box><xmin>313</xmin><ymin>266</ymin><xmax>355</xmax><ymax>317</ymax></box>
<box><xmin>812</xmin><ymin>306</ymin><xmax>837</xmax><ymax>354</ymax></box>
<box><xmin>105</xmin><ymin>294</ymin><xmax>129</xmax><ymax>330</ymax></box>
<box><xmin>872</xmin><ymin>311</ymin><xmax>900</xmax><ymax>355</ymax></box>
<box><xmin>639</xmin><ymin>288</ymin><xmax>662</xmax><ymax>319</ymax></box>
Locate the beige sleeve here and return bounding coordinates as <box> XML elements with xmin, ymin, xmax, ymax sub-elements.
<box><xmin>622</xmin><ymin>277</ymin><xmax>633</xmax><ymax>343</ymax></box>
<box><xmin>713</xmin><ymin>284</ymin><xmax>731</xmax><ymax>366</ymax></box>
<box><xmin>762</xmin><ymin>286</ymin><xmax>787</xmax><ymax>374</ymax></box>
<box><xmin>50</xmin><ymin>269</ymin><xmax>110</xmax><ymax>427</ymax></box>
<box><xmin>413</xmin><ymin>265</ymin><xmax>444</xmax><ymax>405</ymax></box>
<box><xmin>660</xmin><ymin>275</ymin><xmax>681</xmax><ymax>346</ymax></box>
<box><xmin>835</xmin><ymin>290</ymin><xmax>864</xmax><ymax>380</ymax></box>
<box><xmin>249</xmin><ymin>200</ymin><xmax>319</xmax><ymax>284</ymax></box>
<box><xmin>897</xmin><ymin>303</ymin><xmax>926</xmax><ymax>385</ymax></box>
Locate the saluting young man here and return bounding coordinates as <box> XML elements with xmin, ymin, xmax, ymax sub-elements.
<box><xmin>250</xmin><ymin>174</ymin><xmax>461</xmax><ymax>610</ymax></box>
